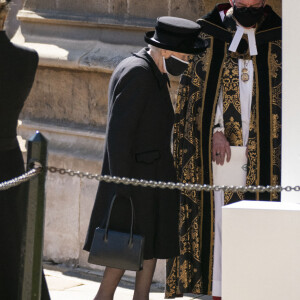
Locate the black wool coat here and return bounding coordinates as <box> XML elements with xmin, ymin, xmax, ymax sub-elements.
<box><xmin>0</xmin><ymin>31</ymin><xmax>50</xmax><ymax>300</ymax></box>
<box><xmin>84</xmin><ymin>48</ymin><xmax>180</xmax><ymax>259</ymax></box>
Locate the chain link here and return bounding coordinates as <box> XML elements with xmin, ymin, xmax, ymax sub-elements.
<box><xmin>46</xmin><ymin>166</ymin><xmax>300</xmax><ymax>193</ymax></box>
<box><xmin>0</xmin><ymin>163</ymin><xmax>43</xmax><ymax>191</ymax></box>
<box><xmin>2</xmin><ymin>165</ymin><xmax>299</xmax><ymax>193</ymax></box>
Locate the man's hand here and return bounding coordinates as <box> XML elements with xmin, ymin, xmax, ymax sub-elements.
<box><xmin>212</xmin><ymin>131</ymin><xmax>231</xmax><ymax>165</ymax></box>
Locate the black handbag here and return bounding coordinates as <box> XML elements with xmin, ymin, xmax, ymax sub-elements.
<box><xmin>88</xmin><ymin>195</ymin><xmax>145</xmax><ymax>271</ymax></box>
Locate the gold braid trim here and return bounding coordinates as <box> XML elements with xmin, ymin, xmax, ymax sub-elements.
<box><xmin>166</xmin><ymin>33</ymin><xmax>215</xmax><ymax>297</ymax></box>
<box><xmin>222</xmin><ymin>52</ymin><xmax>244</xmax><ymax>205</ymax></box>
<box><xmin>268</xmin><ymin>40</ymin><xmax>282</xmax><ymax>200</ymax></box>
<box><xmin>222</xmin><ymin>55</ymin><xmax>243</xmax><ymax>147</ymax></box>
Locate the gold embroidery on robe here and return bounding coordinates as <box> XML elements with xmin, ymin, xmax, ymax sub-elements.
<box><xmin>166</xmin><ymin>20</ymin><xmax>282</xmax><ymax>298</ymax></box>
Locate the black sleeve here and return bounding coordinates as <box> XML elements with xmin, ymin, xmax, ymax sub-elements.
<box><xmin>106</xmin><ymin>67</ymin><xmax>151</xmax><ymax>197</ymax></box>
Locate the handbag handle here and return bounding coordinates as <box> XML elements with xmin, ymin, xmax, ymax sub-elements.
<box><xmin>104</xmin><ymin>195</ymin><xmax>135</xmax><ymax>247</ymax></box>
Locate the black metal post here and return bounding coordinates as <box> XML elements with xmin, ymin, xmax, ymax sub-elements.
<box><xmin>21</xmin><ymin>131</ymin><xmax>48</xmax><ymax>300</ymax></box>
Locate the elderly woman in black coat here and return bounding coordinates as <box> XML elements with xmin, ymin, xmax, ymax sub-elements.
<box><xmin>84</xmin><ymin>16</ymin><xmax>207</xmax><ymax>300</ymax></box>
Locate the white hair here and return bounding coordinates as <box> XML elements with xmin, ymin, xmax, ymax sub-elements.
<box><xmin>148</xmin><ymin>44</ymin><xmax>163</xmax><ymax>54</ymax></box>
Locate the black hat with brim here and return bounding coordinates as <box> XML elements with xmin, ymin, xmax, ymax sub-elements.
<box><xmin>144</xmin><ymin>16</ymin><xmax>208</xmax><ymax>54</ymax></box>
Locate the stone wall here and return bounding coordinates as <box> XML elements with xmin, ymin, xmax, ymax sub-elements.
<box><xmin>205</xmin><ymin>0</ymin><xmax>281</xmax><ymax>16</ymax></box>
<box><xmin>10</xmin><ymin>0</ymin><xmax>282</xmax><ymax>284</ymax></box>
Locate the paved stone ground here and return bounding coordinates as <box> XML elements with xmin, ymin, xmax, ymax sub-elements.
<box><xmin>45</xmin><ymin>265</ymin><xmax>212</xmax><ymax>300</ymax></box>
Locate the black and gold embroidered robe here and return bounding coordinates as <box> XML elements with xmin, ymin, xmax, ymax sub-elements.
<box><xmin>166</xmin><ymin>4</ymin><xmax>282</xmax><ymax>297</ymax></box>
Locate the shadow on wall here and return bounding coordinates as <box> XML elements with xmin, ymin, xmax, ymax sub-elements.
<box><xmin>5</xmin><ymin>0</ymin><xmax>25</xmax><ymax>39</ymax></box>
<box><xmin>203</xmin><ymin>0</ymin><xmax>281</xmax><ymax>17</ymax></box>
<box><xmin>5</xmin><ymin>0</ymin><xmax>282</xmax><ymax>38</ymax></box>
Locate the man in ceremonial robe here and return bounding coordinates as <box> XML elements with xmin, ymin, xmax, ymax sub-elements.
<box><xmin>166</xmin><ymin>1</ymin><xmax>281</xmax><ymax>299</ymax></box>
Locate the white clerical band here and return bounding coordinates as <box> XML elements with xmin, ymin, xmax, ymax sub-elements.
<box><xmin>229</xmin><ymin>26</ymin><xmax>258</xmax><ymax>56</ymax></box>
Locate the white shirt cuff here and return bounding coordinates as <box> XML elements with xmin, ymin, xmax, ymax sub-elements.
<box><xmin>213</xmin><ymin>127</ymin><xmax>225</xmax><ymax>134</ymax></box>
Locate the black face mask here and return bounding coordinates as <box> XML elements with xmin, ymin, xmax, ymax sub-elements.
<box><xmin>233</xmin><ymin>5</ymin><xmax>264</xmax><ymax>28</ymax></box>
<box><xmin>163</xmin><ymin>55</ymin><xmax>189</xmax><ymax>76</ymax></box>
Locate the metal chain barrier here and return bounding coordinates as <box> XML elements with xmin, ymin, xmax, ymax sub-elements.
<box><xmin>2</xmin><ymin>164</ymin><xmax>300</xmax><ymax>193</ymax></box>
<box><xmin>0</xmin><ymin>162</ymin><xmax>43</xmax><ymax>191</ymax></box>
<box><xmin>46</xmin><ymin>166</ymin><xmax>300</xmax><ymax>193</ymax></box>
